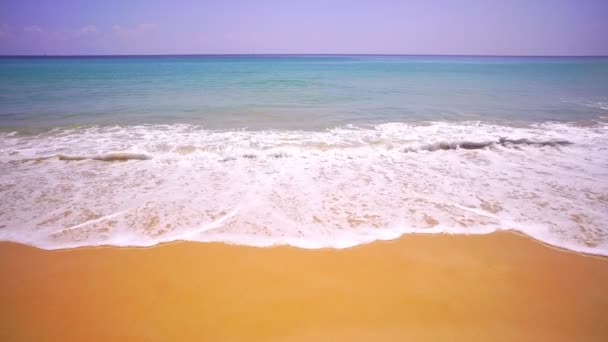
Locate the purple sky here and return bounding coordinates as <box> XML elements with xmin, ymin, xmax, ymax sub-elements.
<box><xmin>1</xmin><ymin>0</ymin><xmax>607</xmax><ymax>55</ymax></box>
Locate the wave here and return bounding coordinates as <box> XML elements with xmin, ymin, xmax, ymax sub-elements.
<box><xmin>7</xmin><ymin>138</ymin><xmax>573</xmax><ymax>164</ymax></box>
<box><xmin>404</xmin><ymin>137</ymin><xmax>572</xmax><ymax>152</ymax></box>
<box><xmin>0</xmin><ymin>121</ymin><xmax>607</xmax><ymax>255</ymax></box>
<box><xmin>59</xmin><ymin>153</ymin><xmax>152</xmax><ymax>162</ymax></box>
<box><xmin>9</xmin><ymin>152</ymin><xmax>152</xmax><ymax>164</ymax></box>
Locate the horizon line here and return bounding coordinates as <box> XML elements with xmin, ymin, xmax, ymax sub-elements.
<box><xmin>1</xmin><ymin>53</ymin><xmax>607</xmax><ymax>58</ymax></box>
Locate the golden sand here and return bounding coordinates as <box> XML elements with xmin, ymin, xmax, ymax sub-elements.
<box><xmin>1</xmin><ymin>232</ymin><xmax>608</xmax><ymax>341</ymax></box>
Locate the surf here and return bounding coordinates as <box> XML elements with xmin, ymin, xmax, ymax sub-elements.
<box><xmin>0</xmin><ymin>121</ymin><xmax>607</xmax><ymax>256</ymax></box>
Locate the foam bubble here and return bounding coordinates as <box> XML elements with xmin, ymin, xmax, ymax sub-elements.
<box><xmin>1</xmin><ymin>121</ymin><xmax>607</xmax><ymax>255</ymax></box>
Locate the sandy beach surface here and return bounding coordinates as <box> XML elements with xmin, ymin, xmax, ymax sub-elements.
<box><xmin>1</xmin><ymin>231</ymin><xmax>608</xmax><ymax>341</ymax></box>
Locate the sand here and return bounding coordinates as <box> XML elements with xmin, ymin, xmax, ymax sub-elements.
<box><xmin>1</xmin><ymin>231</ymin><xmax>608</xmax><ymax>341</ymax></box>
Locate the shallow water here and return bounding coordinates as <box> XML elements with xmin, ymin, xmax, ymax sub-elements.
<box><xmin>1</xmin><ymin>55</ymin><xmax>608</xmax><ymax>254</ymax></box>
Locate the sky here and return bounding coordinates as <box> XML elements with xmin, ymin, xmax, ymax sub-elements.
<box><xmin>0</xmin><ymin>0</ymin><xmax>607</xmax><ymax>56</ymax></box>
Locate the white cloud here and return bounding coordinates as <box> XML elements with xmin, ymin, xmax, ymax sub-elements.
<box><xmin>112</xmin><ymin>23</ymin><xmax>156</xmax><ymax>39</ymax></box>
<box><xmin>78</xmin><ymin>25</ymin><xmax>99</xmax><ymax>35</ymax></box>
<box><xmin>24</xmin><ymin>25</ymin><xmax>43</xmax><ymax>34</ymax></box>
<box><xmin>0</xmin><ymin>24</ymin><xmax>10</xmax><ymax>39</ymax></box>
<box><xmin>138</xmin><ymin>23</ymin><xmax>156</xmax><ymax>30</ymax></box>
<box><xmin>2</xmin><ymin>23</ymin><xmax>160</xmax><ymax>54</ymax></box>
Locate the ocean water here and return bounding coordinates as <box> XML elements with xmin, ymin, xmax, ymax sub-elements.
<box><xmin>1</xmin><ymin>55</ymin><xmax>608</xmax><ymax>254</ymax></box>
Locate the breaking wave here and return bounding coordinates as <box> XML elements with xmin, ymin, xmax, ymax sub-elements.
<box><xmin>1</xmin><ymin>121</ymin><xmax>607</xmax><ymax>255</ymax></box>
<box><xmin>404</xmin><ymin>137</ymin><xmax>572</xmax><ymax>152</ymax></box>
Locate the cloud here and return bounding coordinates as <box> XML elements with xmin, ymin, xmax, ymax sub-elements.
<box><xmin>23</xmin><ymin>25</ymin><xmax>43</xmax><ymax>34</ymax></box>
<box><xmin>78</xmin><ymin>25</ymin><xmax>99</xmax><ymax>36</ymax></box>
<box><xmin>112</xmin><ymin>23</ymin><xmax>156</xmax><ymax>39</ymax></box>
<box><xmin>1</xmin><ymin>23</ymin><xmax>161</xmax><ymax>55</ymax></box>
<box><xmin>138</xmin><ymin>24</ymin><xmax>156</xmax><ymax>31</ymax></box>
<box><xmin>0</xmin><ymin>24</ymin><xmax>10</xmax><ymax>39</ymax></box>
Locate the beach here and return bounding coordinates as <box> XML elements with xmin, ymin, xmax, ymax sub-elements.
<box><xmin>1</xmin><ymin>55</ymin><xmax>608</xmax><ymax>341</ymax></box>
<box><xmin>2</xmin><ymin>231</ymin><xmax>608</xmax><ymax>341</ymax></box>
<box><xmin>2</xmin><ymin>1</ymin><xmax>608</xmax><ymax>340</ymax></box>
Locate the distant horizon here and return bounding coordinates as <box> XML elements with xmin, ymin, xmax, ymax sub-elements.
<box><xmin>2</xmin><ymin>53</ymin><xmax>608</xmax><ymax>58</ymax></box>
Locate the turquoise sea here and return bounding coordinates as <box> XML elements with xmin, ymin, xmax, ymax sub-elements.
<box><xmin>1</xmin><ymin>55</ymin><xmax>607</xmax><ymax>254</ymax></box>
<box><xmin>1</xmin><ymin>55</ymin><xmax>608</xmax><ymax>130</ymax></box>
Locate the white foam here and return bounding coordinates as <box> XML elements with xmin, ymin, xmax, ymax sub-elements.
<box><xmin>1</xmin><ymin>121</ymin><xmax>607</xmax><ymax>255</ymax></box>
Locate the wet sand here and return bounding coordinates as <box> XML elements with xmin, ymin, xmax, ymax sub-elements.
<box><xmin>1</xmin><ymin>231</ymin><xmax>608</xmax><ymax>341</ymax></box>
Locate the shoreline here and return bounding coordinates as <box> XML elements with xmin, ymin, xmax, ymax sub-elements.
<box><xmin>2</xmin><ymin>231</ymin><xmax>608</xmax><ymax>341</ymax></box>
<box><xmin>3</xmin><ymin>229</ymin><xmax>607</xmax><ymax>259</ymax></box>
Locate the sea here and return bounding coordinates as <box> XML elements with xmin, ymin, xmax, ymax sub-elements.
<box><xmin>1</xmin><ymin>55</ymin><xmax>607</xmax><ymax>255</ymax></box>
